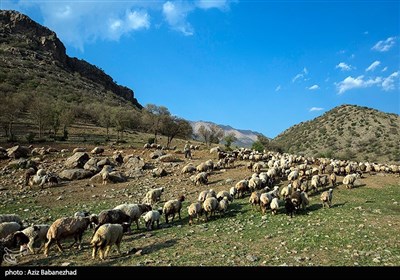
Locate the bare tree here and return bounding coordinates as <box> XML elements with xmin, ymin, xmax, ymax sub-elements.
<box><xmin>160</xmin><ymin>116</ymin><xmax>193</xmax><ymax>148</ymax></box>
<box><xmin>29</xmin><ymin>94</ymin><xmax>52</xmax><ymax>139</ymax></box>
<box><xmin>142</xmin><ymin>104</ymin><xmax>170</xmax><ymax>143</ymax></box>
<box><xmin>198</xmin><ymin>124</ymin><xmax>224</xmax><ymax>147</ymax></box>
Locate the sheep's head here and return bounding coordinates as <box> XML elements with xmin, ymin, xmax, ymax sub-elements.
<box><xmin>178</xmin><ymin>195</ymin><xmax>185</xmax><ymax>202</ymax></box>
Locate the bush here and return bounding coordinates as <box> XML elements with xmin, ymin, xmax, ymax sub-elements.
<box><xmin>25</xmin><ymin>132</ymin><xmax>36</xmax><ymax>143</ymax></box>
<box><xmin>147</xmin><ymin>137</ymin><xmax>155</xmax><ymax>144</ymax></box>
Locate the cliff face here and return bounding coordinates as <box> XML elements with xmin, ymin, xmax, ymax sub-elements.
<box><xmin>0</xmin><ymin>10</ymin><xmax>142</xmax><ymax>109</ymax></box>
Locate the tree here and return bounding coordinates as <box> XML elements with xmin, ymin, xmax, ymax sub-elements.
<box><xmin>160</xmin><ymin>116</ymin><xmax>193</xmax><ymax>148</ymax></box>
<box><xmin>142</xmin><ymin>104</ymin><xmax>170</xmax><ymax>143</ymax></box>
<box><xmin>29</xmin><ymin>94</ymin><xmax>52</xmax><ymax>139</ymax></box>
<box><xmin>224</xmin><ymin>132</ymin><xmax>237</xmax><ymax>150</ymax></box>
<box><xmin>198</xmin><ymin>124</ymin><xmax>224</xmax><ymax>147</ymax></box>
<box><xmin>0</xmin><ymin>93</ymin><xmax>25</xmax><ymax>140</ymax></box>
<box><xmin>113</xmin><ymin>107</ymin><xmax>132</xmax><ymax>141</ymax></box>
<box><xmin>252</xmin><ymin>141</ymin><xmax>265</xmax><ymax>153</ymax></box>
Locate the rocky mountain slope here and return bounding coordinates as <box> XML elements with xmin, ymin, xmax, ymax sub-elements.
<box><xmin>271</xmin><ymin>104</ymin><xmax>400</xmax><ymax>163</ymax></box>
<box><xmin>0</xmin><ymin>10</ymin><xmax>142</xmax><ymax>108</ymax></box>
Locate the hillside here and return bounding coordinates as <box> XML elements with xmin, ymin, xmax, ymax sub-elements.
<box><xmin>271</xmin><ymin>104</ymin><xmax>400</xmax><ymax>163</ymax></box>
<box><xmin>0</xmin><ymin>10</ymin><xmax>142</xmax><ymax>109</ymax></box>
<box><xmin>190</xmin><ymin>120</ymin><xmax>265</xmax><ymax>148</ymax></box>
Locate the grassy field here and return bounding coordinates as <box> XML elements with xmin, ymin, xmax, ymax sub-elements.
<box><xmin>1</xmin><ymin>167</ymin><xmax>399</xmax><ymax>267</ymax></box>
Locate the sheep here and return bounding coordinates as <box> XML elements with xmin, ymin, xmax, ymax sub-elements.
<box><xmin>112</xmin><ymin>204</ymin><xmax>151</xmax><ymax>230</ymax></box>
<box><xmin>163</xmin><ymin>195</ymin><xmax>185</xmax><ymax>224</ymax></box>
<box><xmin>229</xmin><ymin>186</ymin><xmax>238</xmax><ymax>199</ymax></box>
<box><xmin>248</xmin><ymin>176</ymin><xmax>262</xmax><ymax>191</ymax></box>
<box><xmin>198</xmin><ymin>189</ymin><xmax>214</xmax><ymax>203</ymax></box>
<box><xmin>259</xmin><ymin>193</ymin><xmax>273</xmax><ymax>214</ymax></box>
<box><xmin>18</xmin><ymin>224</ymin><xmax>50</xmax><ymax>254</ymax></box>
<box><xmin>290</xmin><ymin>191</ymin><xmax>302</xmax><ymax>210</ymax></box>
<box><xmin>280</xmin><ymin>184</ymin><xmax>292</xmax><ymax>199</ymax></box>
<box><xmin>181</xmin><ymin>164</ymin><xmax>196</xmax><ymax>174</ymax></box>
<box><xmin>0</xmin><ymin>214</ymin><xmax>22</xmax><ymax>225</ymax></box>
<box><xmin>44</xmin><ymin>216</ymin><xmax>91</xmax><ymax>256</ymax></box>
<box><xmin>300</xmin><ymin>191</ymin><xmax>309</xmax><ymax>210</ymax></box>
<box><xmin>143</xmin><ymin>187</ymin><xmax>164</xmax><ymax>205</ymax></box>
<box><xmin>321</xmin><ymin>188</ymin><xmax>333</xmax><ymax>208</ymax></box>
<box><xmin>217</xmin><ymin>197</ymin><xmax>229</xmax><ymax>216</ymax></box>
<box><xmin>25</xmin><ymin>167</ymin><xmax>37</xmax><ymax>186</ymax></box>
<box><xmin>143</xmin><ymin>209</ymin><xmax>163</xmax><ymax>230</ymax></box>
<box><xmin>194</xmin><ymin>172</ymin><xmax>208</xmax><ymax>186</ymax></box>
<box><xmin>310</xmin><ymin>175</ymin><xmax>320</xmax><ymax>193</ymax></box>
<box><xmin>187</xmin><ymin>202</ymin><xmax>203</xmax><ymax>225</ymax></box>
<box><xmin>196</xmin><ymin>162</ymin><xmax>209</xmax><ymax>172</ymax></box>
<box><xmin>0</xmin><ymin>231</ymin><xmax>30</xmax><ymax>266</ymax></box>
<box><xmin>91</xmin><ymin>223</ymin><xmax>130</xmax><ymax>260</ymax></box>
<box><xmin>284</xmin><ymin>197</ymin><xmax>296</xmax><ymax>218</ymax></box>
<box><xmin>235</xmin><ymin>179</ymin><xmax>249</xmax><ymax>198</ymax></box>
<box><xmin>0</xmin><ymin>222</ymin><xmax>22</xmax><ymax>239</ymax></box>
<box><xmin>216</xmin><ymin>190</ymin><xmax>233</xmax><ymax>203</ymax></box>
<box><xmin>270</xmin><ymin>197</ymin><xmax>279</xmax><ymax>215</ymax></box>
<box><xmin>249</xmin><ymin>191</ymin><xmax>261</xmax><ymax>209</ymax></box>
<box><xmin>330</xmin><ymin>173</ymin><xmax>337</xmax><ymax>187</ymax></box>
<box><xmin>203</xmin><ymin>197</ymin><xmax>218</xmax><ymax>221</ymax></box>
<box><xmin>342</xmin><ymin>173</ymin><xmax>359</xmax><ymax>189</ymax></box>
<box><xmin>287</xmin><ymin>170</ymin><xmax>299</xmax><ymax>181</ymax></box>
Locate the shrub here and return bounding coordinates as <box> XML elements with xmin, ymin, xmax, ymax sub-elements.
<box><xmin>25</xmin><ymin>132</ymin><xmax>36</xmax><ymax>143</ymax></box>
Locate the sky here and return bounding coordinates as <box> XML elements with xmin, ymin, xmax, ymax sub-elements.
<box><xmin>2</xmin><ymin>0</ymin><xmax>399</xmax><ymax>138</ymax></box>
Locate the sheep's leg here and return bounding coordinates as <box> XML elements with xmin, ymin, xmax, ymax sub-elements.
<box><xmin>171</xmin><ymin>213</ymin><xmax>175</xmax><ymax>222</ymax></box>
<box><xmin>178</xmin><ymin>210</ymin><xmax>181</xmax><ymax>220</ymax></box>
<box><xmin>44</xmin><ymin>239</ymin><xmax>53</xmax><ymax>256</ymax></box>
<box><xmin>56</xmin><ymin>241</ymin><xmax>64</xmax><ymax>252</ymax></box>
<box><xmin>27</xmin><ymin>239</ymin><xmax>35</xmax><ymax>254</ymax></box>
<box><xmin>156</xmin><ymin>220</ymin><xmax>160</xmax><ymax>229</ymax></box>
<box><xmin>104</xmin><ymin>245</ymin><xmax>111</xmax><ymax>258</ymax></box>
<box><xmin>165</xmin><ymin>214</ymin><xmax>169</xmax><ymax>224</ymax></box>
<box><xmin>92</xmin><ymin>246</ymin><xmax>97</xmax><ymax>259</ymax></box>
<box><xmin>116</xmin><ymin>243</ymin><xmax>121</xmax><ymax>255</ymax></box>
<box><xmin>135</xmin><ymin>219</ymin><xmax>140</xmax><ymax>230</ymax></box>
<box><xmin>99</xmin><ymin>249</ymin><xmax>104</xmax><ymax>260</ymax></box>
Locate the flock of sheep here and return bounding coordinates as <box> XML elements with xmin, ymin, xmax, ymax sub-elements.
<box><xmin>0</xmin><ymin>144</ymin><xmax>399</xmax><ymax>265</ymax></box>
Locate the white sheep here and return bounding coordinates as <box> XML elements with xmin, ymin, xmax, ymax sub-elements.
<box><xmin>320</xmin><ymin>188</ymin><xmax>333</xmax><ymax>208</ymax></box>
<box><xmin>143</xmin><ymin>187</ymin><xmax>164</xmax><ymax>205</ymax></box>
<box><xmin>342</xmin><ymin>173</ymin><xmax>359</xmax><ymax>189</ymax></box>
<box><xmin>216</xmin><ymin>191</ymin><xmax>233</xmax><ymax>203</ymax></box>
<box><xmin>113</xmin><ymin>203</ymin><xmax>152</xmax><ymax>230</ymax></box>
<box><xmin>187</xmin><ymin>202</ymin><xmax>203</xmax><ymax>225</ymax></box>
<box><xmin>163</xmin><ymin>195</ymin><xmax>185</xmax><ymax>223</ymax></box>
<box><xmin>217</xmin><ymin>197</ymin><xmax>229</xmax><ymax>216</ymax></box>
<box><xmin>143</xmin><ymin>210</ymin><xmax>163</xmax><ymax>230</ymax></box>
<box><xmin>0</xmin><ymin>222</ymin><xmax>22</xmax><ymax>239</ymax></box>
<box><xmin>229</xmin><ymin>186</ymin><xmax>238</xmax><ymax>199</ymax></box>
<box><xmin>270</xmin><ymin>197</ymin><xmax>279</xmax><ymax>215</ymax></box>
<box><xmin>44</xmin><ymin>216</ymin><xmax>91</xmax><ymax>256</ymax></box>
<box><xmin>194</xmin><ymin>172</ymin><xmax>209</xmax><ymax>186</ymax></box>
<box><xmin>18</xmin><ymin>224</ymin><xmax>50</xmax><ymax>254</ymax></box>
<box><xmin>203</xmin><ymin>197</ymin><xmax>218</xmax><ymax>221</ymax></box>
<box><xmin>91</xmin><ymin>223</ymin><xmax>129</xmax><ymax>260</ymax></box>
<box><xmin>280</xmin><ymin>184</ymin><xmax>292</xmax><ymax>199</ymax></box>
<box><xmin>249</xmin><ymin>191</ymin><xmax>261</xmax><ymax>210</ymax></box>
<box><xmin>181</xmin><ymin>164</ymin><xmax>196</xmax><ymax>174</ymax></box>
<box><xmin>235</xmin><ymin>179</ymin><xmax>249</xmax><ymax>198</ymax></box>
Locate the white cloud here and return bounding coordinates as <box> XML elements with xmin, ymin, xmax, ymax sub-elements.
<box><xmin>382</xmin><ymin>72</ymin><xmax>399</xmax><ymax>91</ymax></box>
<box><xmin>336</xmin><ymin>62</ymin><xmax>352</xmax><ymax>71</ymax></box>
<box><xmin>292</xmin><ymin>68</ymin><xmax>308</xmax><ymax>83</ymax></box>
<box><xmin>365</xmin><ymin>60</ymin><xmax>381</xmax><ymax>72</ymax></box>
<box><xmin>372</xmin><ymin>36</ymin><xmax>396</xmax><ymax>52</ymax></box>
<box><xmin>309</xmin><ymin>107</ymin><xmax>324</xmax><ymax>112</ymax></box>
<box><xmin>382</xmin><ymin>66</ymin><xmax>388</xmax><ymax>72</ymax></box>
<box><xmin>162</xmin><ymin>1</ymin><xmax>194</xmax><ymax>36</ymax></box>
<box><xmin>336</xmin><ymin>75</ymin><xmax>382</xmax><ymax>94</ymax></box>
<box><xmin>275</xmin><ymin>85</ymin><xmax>281</xmax><ymax>92</ymax></box>
<box><xmin>364</xmin><ymin>31</ymin><xmax>369</xmax><ymax>35</ymax></box>
<box><xmin>308</xmin><ymin>85</ymin><xmax>319</xmax><ymax>90</ymax></box>
<box><xmin>108</xmin><ymin>10</ymin><xmax>150</xmax><ymax>40</ymax></box>
<box><xmin>196</xmin><ymin>0</ymin><xmax>230</xmax><ymax>10</ymax></box>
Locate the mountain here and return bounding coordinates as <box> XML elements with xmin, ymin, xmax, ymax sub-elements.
<box><xmin>0</xmin><ymin>10</ymin><xmax>142</xmax><ymax>109</ymax></box>
<box><xmin>271</xmin><ymin>104</ymin><xmax>400</xmax><ymax>163</ymax></box>
<box><xmin>190</xmin><ymin>121</ymin><xmax>265</xmax><ymax>148</ymax></box>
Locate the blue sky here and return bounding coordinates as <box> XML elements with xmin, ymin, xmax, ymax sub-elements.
<box><xmin>2</xmin><ymin>0</ymin><xmax>399</xmax><ymax>138</ymax></box>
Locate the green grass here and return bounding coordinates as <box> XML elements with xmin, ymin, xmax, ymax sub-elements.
<box><xmin>2</xmin><ymin>184</ymin><xmax>399</xmax><ymax>266</ymax></box>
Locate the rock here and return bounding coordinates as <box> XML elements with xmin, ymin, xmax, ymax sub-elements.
<box><xmin>246</xmin><ymin>254</ymin><xmax>258</xmax><ymax>262</ymax></box>
<box><xmin>113</xmin><ymin>153</ymin><xmax>123</xmax><ymax>165</ymax></box>
<box><xmin>91</xmin><ymin>147</ymin><xmax>104</xmax><ymax>154</ymax></box>
<box><xmin>72</xmin><ymin>147</ymin><xmax>86</xmax><ymax>154</ymax></box>
<box><xmin>59</xmin><ymin>169</ymin><xmax>93</xmax><ymax>181</ymax></box>
<box><xmin>152</xmin><ymin>168</ymin><xmax>168</xmax><ymax>177</ymax></box>
<box><xmin>149</xmin><ymin>150</ymin><xmax>164</xmax><ymax>159</ymax></box>
<box><xmin>158</xmin><ymin>154</ymin><xmax>179</xmax><ymax>162</ymax></box>
<box><xmin>83</xmin><ymin>158</ymin><xmax>100</xmax><ymax>173</ymax></box>
<box><xmin>7</xmin><ymin>145</ymin><xmax>30</xmax><ymax>159</ymax></box>
<box><xmin>97</xmin><ymin>158</ymin><xmax>112</xmax><ymax>168</ymax></box>
<box><xmin>64</xmin><ymin>152</ymin><xmax>89</xmax><ymax>169</ymax></box>
<box><xmin>124</xmin><ymin>155</ymin><xmax>145</xmax><ymax>170</ymax></box>
<box><xmin>61</xmin><ymin>262</ymin><xmax>71</xmax><ymax>266</ymax></box>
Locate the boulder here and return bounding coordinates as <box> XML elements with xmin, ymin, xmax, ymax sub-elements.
<box><xmin>149</xmin><ymin>150</ymin><xmax>164</xmax><ymax>159</ymax></box>
<box><xmin>7</xmin><ymin>145</ymin><xmax>30</xmax><ymax>159</ymax></box>
<box><xmin>59</xmin><ymin>169</ymin><xmax>93</xmax><ymax>181</ymax></box>
<box><xmin>72</xmin><ymin>147</ymin><xmax>86</xmax><ymax>154</ymax></box>
<box><xmin>91</xmin><ymin>147</ymin><xmax>104</xmax><ymax>154</ymax></box>
<box><xmin>64</xmin><ymin>152</ymin><xmax>89</xmax><ymax>169</ymax></box>
<box><xmin>83</xmin><ymin>158</ymin><xmax>100</xmax><ymax>173</ymax></box>
<box><xmin>152</xmin><ymin>168</ymin><xmax>168</xmax><ymax>177</ymax></box>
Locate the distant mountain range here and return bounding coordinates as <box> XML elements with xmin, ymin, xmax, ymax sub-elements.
<box><xmin>190</xmin><ymin>121</ymin><xmax>265</xmax><ymax>148</ymax></box>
